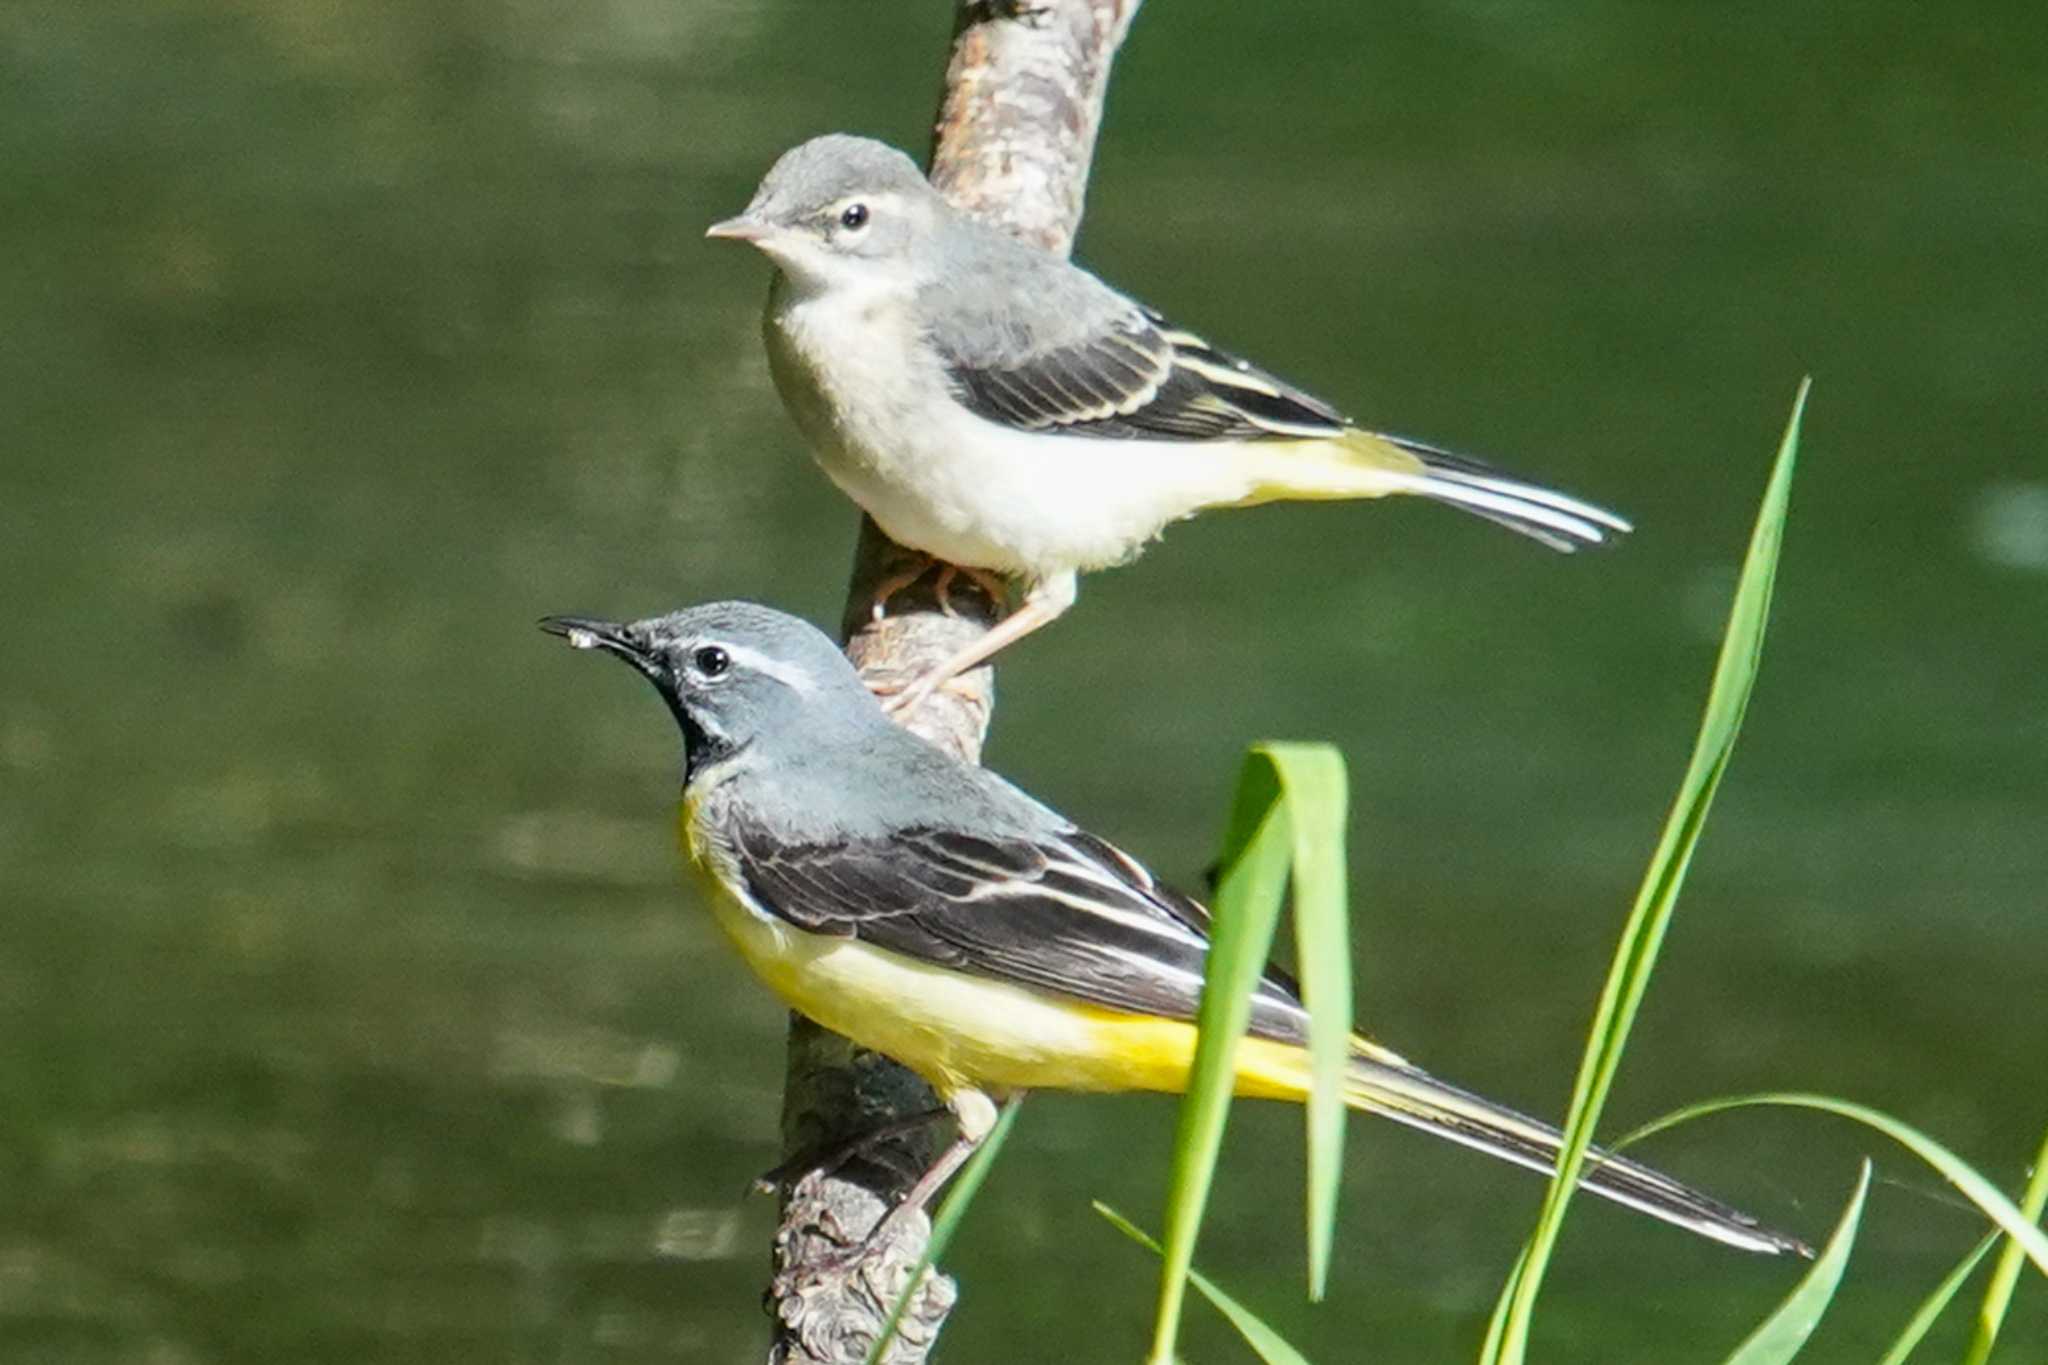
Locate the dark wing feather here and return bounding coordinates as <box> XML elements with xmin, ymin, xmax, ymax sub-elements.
<box><xmin>937</xmin><ymin>303</ymin><xmax>1351</xmax><ymax>443</ymax></box>
<box><xmin>730</xmin><ymin>817</ymin><xmax>1310</xmax><ymax>1043</ymax></box>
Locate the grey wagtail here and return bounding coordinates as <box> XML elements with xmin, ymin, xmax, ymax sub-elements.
<box><xmin>707</xmin><ymin>135</ymin><xmax>1632</xmax><ymax>711</ymax></box>
<box><xmin>541</xmin><ymin>601</ymin><xmax>1806</xmax><ymax>1258</ymax></box>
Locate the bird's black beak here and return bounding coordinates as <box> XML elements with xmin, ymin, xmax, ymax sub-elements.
<box><xmin>541</xmin><ymin>613</ymin><xmax>717</xmax><ymax>782</ymax></box>
<box><xmin>539</xmin><ymin>615</ymin><xmax>663</xmax><ymax>681</ymax></box>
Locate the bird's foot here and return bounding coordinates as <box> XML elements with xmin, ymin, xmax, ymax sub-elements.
<box><xmin>866</xmin><ymin>556</ymin><xmax>938</xmax><ymax>624</ymax></box>
<box><xmin>929</xmin><ymin>563</ymin><xmax>1009</xmax><ymax>620</ymax></box>
<box><xmin>871</xmin><ymin>667</ymin><xmax>977</xmax><ymax>719</ymax></box>
<box><xmin>767</xmin><ymin>1174</ymin><xmax>935</xmax><ymax>1305</ymax></box>
<box><xmin>751</xmin><ymin>1107</ymin><xmax>952</xmax><ymax>1197</ymax></box>
<box><xmin>768</xmin><ymin>1128</ymin><xmax>983</xmax><ymax>1301</ymax></box>
<box><xmin>866</xmin><ymin>557</ymin><xmax>1009</xmax><ymax>624</ymax></box>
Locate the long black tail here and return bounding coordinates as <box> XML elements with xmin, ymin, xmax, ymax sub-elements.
<box><xmin>1345</xmin><ymin>1049</ymin><xmax>1809</xmax><ymax>1257</ymax></box>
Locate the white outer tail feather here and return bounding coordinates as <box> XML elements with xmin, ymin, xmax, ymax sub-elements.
<box><xmin>1390</xmin><ymin>466</ymin><xmax>1633</xmax><ymax>552</ymax></box>
<box><xmin>1347</xmin><ymin>1055</ymin><xmax>1809</xmax><ymax>1257</ymax></box>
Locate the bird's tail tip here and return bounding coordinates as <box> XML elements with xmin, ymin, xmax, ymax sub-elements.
<box><xmin>1344</xmin><ymin>1053</ymin><xmax>1808</xmax><ymax>1258</ymax></box>
<box><xmin>1372</xmin><ymin>431</ymin><xmax>1634</xmax><ymax>553</ymax></box>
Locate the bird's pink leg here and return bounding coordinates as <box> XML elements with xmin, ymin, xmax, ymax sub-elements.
<box><xmin>881</xmin><ymin>572</ymin><xmax>1077</xmax><ymax>716</ymax></box>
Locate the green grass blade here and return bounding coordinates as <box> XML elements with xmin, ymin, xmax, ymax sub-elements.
<box><xmin>1480</xmin><ymin>381</ymin><xmax>1808</xmax><ymax>1365</ymax></box>
<box><xmin>1148</xmin><ymin>743</ymin><xmax>1353</xmax><ymax>1359</ymax></box>
<box><xmin>1478</xmin><ymin>1245</ymin><xmax>1530</xmax><ymax>1363</ymax></box>
<box><xmin>862</xmin><ymin>1096</ymin><xmax>1024</xmax><ymax>1365</ymax></box>
<box><xmin>1875</xmin><ymin>1231</ymin><xmax>2000</xmax><ymax>1365</ymax></box>
<box><xmin>1617</xmin><ymin>1093</ymin><xmax>2048</xmax><ymax>1279</ymax></box>
<box><xmin>1098</xmin><ymin>1203</ymin><xmax>1318</xmax><ymax>1365</ymax></box>
<box><xmin>1719</xmin><ymin>1160</ymin><xmax>1869</xmax><ymax>1365</ymax></box>
<box><xmin>1260</xmin><ymin>742</ymin><xmax>1353</xmax><ymax>1301</ymax></box>
<box><xmin>1148</xmin><ymin>752</ymin><xmax>1295</xmax><ymax>1365</ymax></box>
<box><xmin>1961</xmin><ymin>1122</ymin><xmax>2048</xmax><ymax>1365</ymax></box>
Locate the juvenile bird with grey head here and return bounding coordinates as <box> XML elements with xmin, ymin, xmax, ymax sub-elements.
<box><xmin>708</xmin><ymin>136</ymin><xmax>1633</xmax><ymax>712</ymax></box>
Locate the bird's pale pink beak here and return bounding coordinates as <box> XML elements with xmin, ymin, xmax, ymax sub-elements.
<box><xmin>705</xmin><ymin>215</ymin><xmax>772</xmax><ymax>244</ymax></box>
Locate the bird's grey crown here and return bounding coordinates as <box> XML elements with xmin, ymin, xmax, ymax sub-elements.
<box><xmin>745</xmin><ymin>134</ymin><xmax>934</xmax><ymax>224</ymax></box>
<box><xmin>629</xmin><ymin>601</ymin><xmax>860</xmax><ymax>689</ymax></box>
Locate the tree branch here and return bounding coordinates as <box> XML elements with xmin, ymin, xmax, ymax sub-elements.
<box><xmin>762</xmin><ymin>2</ymin><xmax>1141</xmax><ymax>1361</ymax></box>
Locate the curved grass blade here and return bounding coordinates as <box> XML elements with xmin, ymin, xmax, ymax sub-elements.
<box><xmin>1875</xmin><ymin>1231</ymin><xmax>1999</xmax><ymax>1365</ymax></box>
<box><xmin>1477</xmin><ymin>1245</ymin><xmax>1530</xmax><ymax>1363</ymax></box>
<box><xmin>1148</xmin><ymin>756</ymin><xmax>1288</xmax><ymax>1365</ymax></box>
<box><xmin>1961</xmin><ymin>1122</ymin><xmax>2048</xmax><ymax>1365</ymax></box>
<box><xmin>1148</xmin><ymin>743</ymin><xmax>1353</xmax><ymax>1363</ymax></box>
<box><xmin>1264</xmin><ymin>742</ymin><xmax>1353</xmax><ymax>1300</ymax></box>
<box><xmin>1098</xmin><ymin>1203</ymin><xmax>1317</xmax><ymax>1365</ymax></box>
<box><xmin>1617</xmin><ymin>1093</ymin><xmax>2048</xmax><ymax>1279</ymax></box>
<box><xmin>1720</xmin><ymin>1160</ymin><xmax>1869</xmax><ymax>1364</ymax></box>
<box><xmin>1480</xmin><ymin>380</ymin><xmax>1808</xmax><ymax>1365</ymax></box>
<box><xmin>862</xmin><ymin>1096</ymin><xmax>1024</xmax><ymax>1365</ymax></box>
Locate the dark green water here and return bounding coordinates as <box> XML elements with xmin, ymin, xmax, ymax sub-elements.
<box><xmin>4</xmin><ymin>2</ymin><xmax>2046</xmax><ymax>1360</ymax></box>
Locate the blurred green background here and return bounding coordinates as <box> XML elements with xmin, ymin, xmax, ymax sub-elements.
<box><xmin>4</xmin><ymin>1</ymin><xmax>2045</xmax><ymax>1360</ymax></box>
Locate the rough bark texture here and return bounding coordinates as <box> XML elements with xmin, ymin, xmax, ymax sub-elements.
<box><xmin>763</xmin><ymin>3</ymin><xmax>1142</xmax><ymax>1361</ymax></box>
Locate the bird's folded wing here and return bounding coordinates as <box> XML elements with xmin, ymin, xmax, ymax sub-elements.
<box><xmin>933</xmin><ymin>300</ymin><xmax>1351</xmax><ymax>443</ymax></box>
<box><xmin>728</xmin><ymin>816</ymin><xmax>1309</xmax><ymax>1040</ymax></box>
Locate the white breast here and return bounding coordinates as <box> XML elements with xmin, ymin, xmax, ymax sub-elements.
<box><xmin>763</xmin><ymin>276</ymin><xmax>1265</xmax><ymax>580</ymax></box>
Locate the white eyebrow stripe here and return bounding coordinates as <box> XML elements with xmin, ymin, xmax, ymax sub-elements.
<box><xmin>722</xmin><ymin>643</ymin><xmax>819</xmax><ymax>695</ymax></box>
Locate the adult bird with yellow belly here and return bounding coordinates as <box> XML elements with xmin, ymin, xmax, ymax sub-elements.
<box><xmin>541</xmin><ymin>601</ymin><xmax>1807</xmax><ymax>1259</ymax></box>
<box><xmin>707</xmin><ymin>135</ymin><xmax>1633</xmax><ymax>712</ymax></box>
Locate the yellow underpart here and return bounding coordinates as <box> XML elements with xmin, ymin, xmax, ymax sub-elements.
<box><xmin>679</xmin><ymin>800</ymin><xmax>1378</xmax><ymax>1108</ymax></box>
<box><xmin>1228</xmin><ymin>429</ymin><xmax>1429</xmax><ymax>508</ymax></box>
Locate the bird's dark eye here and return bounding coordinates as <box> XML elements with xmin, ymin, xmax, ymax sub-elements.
<box><xmin>838</xmin><ymin>203</ymin><xmax>869</xmax><ymax>230</ymax></box>
<box><xmin>692</xmin><ymin>645</ymin><xmax>731</xmax><ymax>678</ymax></box>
